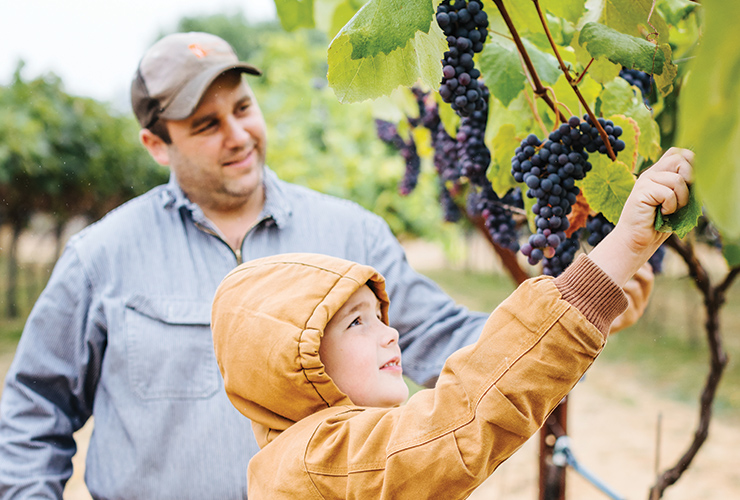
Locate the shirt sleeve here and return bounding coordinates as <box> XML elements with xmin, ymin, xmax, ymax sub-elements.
<box><xmin>0</xmin><ymin>246</ymin><xmax>104</xmax><ymax>499</ymax></box>
<box><xmin>363</xmin><ymin>214</ymin><xmax>490</xmax><ymax>387</ymax></box>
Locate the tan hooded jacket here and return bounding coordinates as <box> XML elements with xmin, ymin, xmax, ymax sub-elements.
<box><xmin>212</xmin><ymin>253</ymin><xmax>627</xmax><ymax>499</ymax></box>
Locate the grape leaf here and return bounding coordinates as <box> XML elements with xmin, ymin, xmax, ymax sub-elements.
<box><xmin>566</xmin><ymin>190</ymin><xmax>591</xmax><ymax>237</ymax></box>
<box><xmin>523</xmin><ymin>39</ymin><xmax>561</xmax><ymax>86</ymax></box>
<box><xmin>434</xmin><ymin>93</ymin><xmax>460</xmax><ymax>139</ymax></box>
<box><xmin>315</xmin><ymin>0</ymin><xmax>362</xmax><ymax>39</ymax></box>
<box><xmin>578</xmin><ymin>155</ymin><xmax>635</xmax><ymax>224</ymax></box>
<box><xmin>479</xmin><ymin>41</ymin><xmax>525</xmax><ymax>108</ymax></box>
<box><xmin>677</xmin><ymin>0</ymin><xmax>740</xmax><ymax>240</ymax></box>
<box><xmin>327</xmin><ymin>0</ymin><xmax>446</xmax><ymax>103</ymax></box>
<box><xmin>653</xmin><ymin>44</ymin><xmax>677</xmax><ymax>96</ymax></box>
<box><xmin>541</xmin><ymin>0</ymin><xmax>586</xmax><ymax>25</ymax></box>
<box><xmin>599</xmin><ymin>78</ymin><xmax>661</xmax><ymax>161</ymax></box>
<box><xmin>578</xmin><ymin>22</ymin><xmax>666</xmax><ymax>74</ymax></box>
<box><xmin>722</xmin><ymin>238</ymin><xmax>740</xmax><ymax>268</ymax></box>
<box><xmin>654</xmin><ymin>187</ymin><xmax>702</xmax><ymax>239</ymax></box>
<box><xmin>608</xmin><ymin>114</ymin><xmax>639</xmax><ymax>172</ymax></box>
<box><xmin>550</xmin><ymin>73</ymin><xmax>601</xmax><ymax>120</ymax></box>
<box><xmin>657</xmin><ymin>0</ymin><xmax>698</xmax><ymax>26</ymax></box>
<box><xmin>582</xmin><ymin>0</ymin><xmax>669</xmax><ymax>45</ymax></box>
<box><xmin>489</xmin><ymin>124</ymin><xmax>519</xmax><ymax>196</ymax></box>
<box><xmin>275</xmin><ymin>0</ymin><xmax>316</xmax><ymax>31</ymax></box>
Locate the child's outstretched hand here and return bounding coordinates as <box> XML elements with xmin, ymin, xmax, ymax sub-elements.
<box><xmin>589</xmin><ymin>148</ymin><xmax>694</xmax><ymax>287</ymax></box>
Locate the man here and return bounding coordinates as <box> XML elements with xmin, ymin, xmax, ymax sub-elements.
<box><xmin>0</xmin><ymin>32</ymin><xmax>651</xmax><ymax>499</ymax></box>
<box><xmin>0</xmin><ymin>32</ymin><xmax>490</xmax><ymax>499</ymax></box>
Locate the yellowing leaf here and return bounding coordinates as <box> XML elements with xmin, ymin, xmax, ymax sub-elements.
<box><xmin>578</xmin><ymin>155</ymin><xmax>635</xmax><ymax>224</ymax></box>
<box><xmin>607</xmin><ymin>114</ymin><xmax>639</xmax><ymax>172</ymax></box>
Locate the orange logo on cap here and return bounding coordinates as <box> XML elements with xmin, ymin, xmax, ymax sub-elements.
<box><xmin>188</xmin><ymin>44</ymin><xmax>209</xmax><ymax>58</ymax></box>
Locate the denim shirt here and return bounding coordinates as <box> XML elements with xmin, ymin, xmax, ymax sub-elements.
<box><xmin>0</xmin><ymin>167</ymin><xmax>488</xmax><ymax>500</ymax></box>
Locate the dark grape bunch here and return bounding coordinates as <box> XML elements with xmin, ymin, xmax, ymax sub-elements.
<box><xmin>439</xmin><ymin>179</ymin><xmax>463</xmax><ymax>223</ymax></box>
<box><xmin>543</xmin><ymin>230</ymin><xmax>581</xmax><ymax>277</ymax></box>
<box><xmin>512</xmin><ymin>129</ymin><xmax>590</xmax><ymax>265</ymax></box>
<box><xmin>456</xmin><ymin>85</ymin><xmax>491</xmax><ymax>185</ymax></box>
<box><xmin>585</xmin><ymin>213</ymin><xmax>614</xmax><ymax>247</ymax></box>
<box><xmin>410</xmin><ymin>88</ymin><xmax>461</xmax><ymax>183</ymax></box>
<box><xmin>619</xmin><ymin>67</ymin><xmax>653</xmax><ymax>105</ymax></box>
<box><xmin>375</xmin><ymin>119</ymin><xmax>422</xmax><ymax>195</ymax></box>
<box><xmin>436</xmin><ymin>0</ymin><xmax>489</xmax><ymax>116</ymax></box>
<box><xmin>469</xmin><ymin>184</ymin><xmax>522</xmax><ymax>252</ymax></box>
<box><xmin>580</xmin><ymin>114</ymin><xmax>626</xmax><ymax>155</ymax></box>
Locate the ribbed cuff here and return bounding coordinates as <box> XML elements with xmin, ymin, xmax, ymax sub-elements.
<box><xmin>554</xmin><ymin>254</ymin><xmax>629</xmax><ymax>337</ymax></box>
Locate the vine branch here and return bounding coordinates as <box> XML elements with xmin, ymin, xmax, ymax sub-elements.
<box><xmin>531</xmin><ymin>0</ymin><xmax>617</xmax><ymax>161</ymax></box>
<box><xmin>649</xmin><ymin>235</ymin><xmax>734</xmax><ymax>498</ymax></box>
<box><xmin>491</xmin><ymin>0</ymin><xmax>566</xmax><ymax>123</ymax></box>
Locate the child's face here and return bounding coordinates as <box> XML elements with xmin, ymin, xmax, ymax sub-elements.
<box><xmin>320</xmin><ymin>285</ymin><xmax>409</xmax><ymax>407</ymax></box>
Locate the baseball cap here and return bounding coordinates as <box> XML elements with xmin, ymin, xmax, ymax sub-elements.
<box><xmin>131</xmin><ymin>32</ymin><xmax>262</xmax><ymax>129</ymax></box>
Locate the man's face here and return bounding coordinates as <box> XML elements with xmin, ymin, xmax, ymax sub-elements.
<box><xmin>320</xmin><ymin>285</ymin><xmax>409</xmax><ymax>408</ymax></box>
<box><xmin>163</xmin><ymin>70</ymin><xmax>268</xmax><ymax>213</ymax></box>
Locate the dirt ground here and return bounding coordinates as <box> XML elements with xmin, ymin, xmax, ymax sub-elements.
<box><xmin>1</xmin><ymin>352</ymin><xmax>738</xmax><ymax>500</ymax></box>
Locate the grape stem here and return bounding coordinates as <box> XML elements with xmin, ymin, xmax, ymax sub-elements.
<box><xmin>574</xmin><ymin>58</ymin><xmax>595</xmax><ymax>85</ymax></box>
<box><xmin>531</xmin><ymin>0</ymin><xmax>617</xmax><ymax>161</ymax></box>
<box><xmin>491</xmin><ymin>0</ymin><xmax>566</xmax><ymax>123</ymax></box>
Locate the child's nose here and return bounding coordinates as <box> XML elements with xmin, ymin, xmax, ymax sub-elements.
<box><xmin>381</xmin><ymin>324</ymin><xmax>400</xmax><ymax>346</ymax></box>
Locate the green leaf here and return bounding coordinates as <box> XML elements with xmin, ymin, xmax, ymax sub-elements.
<box><xmin>275</xmin><ymin>0</ymin><xmax>316</xmax><ymax>31</ymax></box>
<box><xmin>653</xmin><ymin>44</ymin><xmax>677</xmax><ymax>96</ymax></box>
<box><xmin>479</xmin><ymin>41</ymin><xmax>525</xmax><ymax>107</ymax></box>
<box><xmin>608</xmin><ymin>114</ymin><xmax>639</xmax><ymax>172</ymax></box>
<box><xmin>489</xmin><ymin>124</ymin><xmax>519</xmax><ymax>196</ymax></box>
<box><xmin>327</xmin><ymin>0</ymin><xmax>445</xmax><ymax>103</ymax></box>
<box><xmin>654</xmin><ymin>187</ymin><xmax>702</xmax><ymax>239</ymax></box>
<box><xmin>434</xmin><ymin>93</ymin><xmax>460</xmax><ymax>138</ymax></box>
<box><xmin>315</xmin><ymin>0</ymin><xmax>362</xmax><ymax>39</ymax></box>
<box><xmin>657</xmin><ymin>0</ymin><xmax>698</xmax><ymax>26</ymax></box>
<box><xmin>550</xmin><ymin>73</ymin><xmax>601</xmax><ymax>120</ymax></box>
<box><xmin>578</xmin><ymin>22</ymin><xmax>666</xmax><ymax>74</ymax></box>
<box><xmin>343</xmin><ymin>0</ymin><xmax>434</xmax><ymax>59</ymax></box>
<box><xmin>578</xmin><ymin>155</ymin><xmax>635</xmax><ymax>224</ymax></box>
<box><xmin>722</xmin><ymin>238</ymin><xmax>740</xmax><ymax>268</ymax></box>
<box><xmin>677</xmin><ymin>0</ymin><xmax>740</xmax><ymax>240</ymax></box>
<box><xmin>523</xmin><ymin>39</ymin><xmax>561</xmax><ymax>86</ymax></box>
<box><xmin>582</xmin><ymin>0</ymin><xmax>670</xmax><ymax>45</ymax></box>
<box><xmin>541</xmin><ymin>0</ymin><xmax>586</xmax><ymax>24</ymax></box>
<box><xmin>599</xmin><ymin>78</ymin><xmax>661</xmax><ymax>161</ymax></box>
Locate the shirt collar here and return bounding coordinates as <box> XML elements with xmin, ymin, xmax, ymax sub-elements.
<box><xmin>160</xmin><ymin>166</ymin><xmax>292</xmax><ymax>229</ymax></box>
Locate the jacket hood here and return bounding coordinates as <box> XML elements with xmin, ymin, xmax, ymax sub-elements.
<box><xmin>211</xmin><ymin>253</ymin><xmax>389</xmax><ymax>448</ymax></box>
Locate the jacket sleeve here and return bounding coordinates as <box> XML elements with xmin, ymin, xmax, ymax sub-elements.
<box><xmin>0</xmin><ymin>247</ymin><xmax>104</xmax><ymax>499</ymax></box>
<box><xmin>362</xmin><ymin>214</ymin><xmax>490</xmax><ymax>387</ymax></box>
<box><xmin>303</xmin><ymin>255</ymin><xmax>627</xmax><ymax>499</ymax></box>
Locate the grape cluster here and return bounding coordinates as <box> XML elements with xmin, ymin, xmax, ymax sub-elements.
<box><xmin>585</xmin><ymin>213</ymin><xmax>614</xmax><ymax>247</ymax></box>
<box><xmin>469</xmin><ymin>184</ymin><xmax>522</xmax><ymax>252</ymax></box>
<box><xmin>375</xmin><ymin>119</ymin><xmax>422</xmax><ymax>195</ymax></box>
<box><xmin>620</xmin><ymin>68</ymin><xmax>653</xmax><ymax>105</ymax></box>
<box><xmin>543</xmin><ymin>230</ymin><xmax>581</xmax><ymax>277</ymax></box>
<box><xmin>411</xmin><ymin>88</ymin><xmax>461</xmax><ymax>182</ymax></box>
<box><xmin>436</xmin><ymin>0</ymin><xmax>489</xmax><ymax>116</ymax></box>
<box><xmin>439</xmin><ymin>180</ymin><xmax>462</xmax><ymax>222</ymax></box>
<box><xmin>512</xmin><ymin>129</ymin><xmax>590</xmax><ymax>265</ymax></box>
<box><xmin>580</xmin><ymin>115</ymin><xmax>626</xmax><ymax>155</ymax></box>
<box><xmin>648</xmin><ymin>244</ymin><xmax>666</xmax><ymax>274</ymax></box>
<box><xmin>456</xmin><ymin>85</ymin><xmax>491</xmax><ymax>185</ymax></box>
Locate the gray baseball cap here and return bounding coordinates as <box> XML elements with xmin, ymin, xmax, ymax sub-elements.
<box><xmin>131</xmin><ymin>32</ymin><xmax>262</xmax><ymax>129</ymax></box>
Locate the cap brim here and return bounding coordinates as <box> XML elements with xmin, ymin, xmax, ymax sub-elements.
<box><xmin>160</xmin><ymin>62</ymin><xmax>262</xmax><ymax>121</ymax></box>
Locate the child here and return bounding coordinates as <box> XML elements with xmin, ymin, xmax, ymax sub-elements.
<box><xmin>211</xmin><ymin>148</ymin><xmax>693</xmax><ymax>499</ymax></box>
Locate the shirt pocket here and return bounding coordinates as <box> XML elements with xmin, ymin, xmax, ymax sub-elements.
<box><xmin>125</xmin><ymin>295</ymin><xmax>219</xmax><ymax>400</ymax></box>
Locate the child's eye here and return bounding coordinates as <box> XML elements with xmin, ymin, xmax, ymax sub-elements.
<box><xmin>349</xmin><ymin>317</ymin><xmax>361</xmax><ymax>328</ymax></box>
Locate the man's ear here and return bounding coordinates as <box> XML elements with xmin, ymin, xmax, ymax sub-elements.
<box><xmin>140</xmin><ymin>129</ymin><xmax>171</xmax><ymax>166</ymax></box>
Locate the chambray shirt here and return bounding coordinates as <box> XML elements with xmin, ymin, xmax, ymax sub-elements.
<box><xmin>0</xmin><ymin>167</ymin><xmax>488</xmax><ymax>500</ymax></box>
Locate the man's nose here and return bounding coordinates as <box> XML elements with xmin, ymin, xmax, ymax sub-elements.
<box><xmin>224</xmin><ymin>115</ymin><xmax>249</xmax><ymax>148</ymax></box>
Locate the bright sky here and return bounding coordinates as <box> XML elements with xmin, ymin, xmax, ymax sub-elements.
<box><xmin>0</xmin><ymin>0</ymin><xmax>277</xmax><ymax>110</ymax></box>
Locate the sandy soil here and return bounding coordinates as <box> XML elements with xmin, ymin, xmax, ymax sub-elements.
<box><xmin>1</xmin><ymin>353</ymin><xmax>738</xmax><ymax>500</ymax></box>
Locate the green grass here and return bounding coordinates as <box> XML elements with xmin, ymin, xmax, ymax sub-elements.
<box><xmin>421</xmin><ymin>267</ymin><xmax>740</xmax><ymax>420</ymax></box>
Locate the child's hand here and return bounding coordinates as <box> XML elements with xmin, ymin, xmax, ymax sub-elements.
<box><xmin>589</xmin><ymin>148</ymin><xmax>693</xmax><ymax>287</ymax></box>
